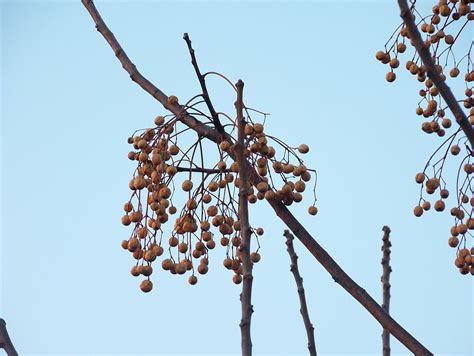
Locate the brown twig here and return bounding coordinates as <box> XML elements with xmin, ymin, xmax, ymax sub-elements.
<box><xmin>0</xmin><ymin>318</ymin><xmax>18</xmax><ymax>356</ymax></box>
<box><xmin>284</xmin><ymin>230</ymin><xmax>317</xmax><ymax>356</ymax></box>
<box><xmin>81</xmin><ymin>2</ymin><xmax>433</xmax><ymax>354</ymax></box>
<box><xmin>397</xmin><ymin>0</ymin><xmax>474</xmax><ymax>148</ymax></box>
<box><xmin>183</xmin><ymin>33</ymin><xmax>225</xmax><ymax>135</ymax></box>
<box><xmin>175</xmin><ymin>166</ymin><xmax>230</xmax><ymax>174</ymax></box>
<box><xmin>381</xmin><ymin>226</ymin><xmax>392</xmax><ymax>356</ymax></box>
<box><xmin>235</xmin><ymin>80</ymin><xmax>253</xmax><ymax>356</ymax></box>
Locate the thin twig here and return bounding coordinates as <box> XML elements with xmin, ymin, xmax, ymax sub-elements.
<box><xmin>397</xmin><ymin>0</ymin><xmax>474</xmax><ymax>148</ymax></box>
<box><xmin>81</xmin><ymin>2</ymin><xmax>433</xmax><ymax>354</ymax></box>
<box><xmin>381</xmin><ymin>226</ymin><xmax>392</xmax><ymax>356</ymax></box>
<box><xmin>235</xmin><ymin>80</ymin><xmax>253</xmax><ymax>356</ymax></box>
<box><xmin>0</xmin><ymin>318</ymin><xmax>18</xmax><ymax>356</ymax></box>
<box><xmin>284</xmin><ymin>230</ymin><xmax>317</xmax><ymax>356</ymax></box>
<box><xmin>175</xmin><ymin>166</ymin><xmax>230</xmax><ymax>174</ymax></box>
<box><xmin>183</xmin><ymin>33</ymin><xmax>225</xmax><ymax>135</ymax></box>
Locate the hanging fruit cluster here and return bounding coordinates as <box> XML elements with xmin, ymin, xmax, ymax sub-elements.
<box><xmin>120</xmin><ymin>93</ymin><xmax>317</xmax><ymax>292</ymax></box>
<box><xmin>378</xmin><ymin>0</ymin><xmax>474</xmax><ymax>275</ymax></box>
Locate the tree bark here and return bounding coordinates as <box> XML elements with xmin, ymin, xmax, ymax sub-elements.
<box><xmin>81</xmin><ymin>1</ymin><xmax>433</xmax><ymax>354</ymax></box>
<box><xmin>381</xmin><ymin>226</ymin><xmax>392</xmax><ymax>356</ymax></box>
<box><xmin>284</xmin><ymin>230</ymin><xmax>317</xmax><ymax>356</ymax></box>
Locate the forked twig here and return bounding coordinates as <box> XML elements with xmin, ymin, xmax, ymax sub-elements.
<box><xmin>284</xmin><ymin>230</ymin><xmax>317</xmax><ymax>356</ymax></box>
<box><xmin>183</xmin><ymin>33</ymin><xmax>225</xmax><ymax>135</ymax></box>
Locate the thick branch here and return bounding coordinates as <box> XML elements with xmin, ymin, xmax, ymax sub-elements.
<box><xmin>0</xmin><ymin>318</ymin><xmax>18</xmax><ymax>356</ymax></box>
<box><xmin>81</xmin><ymin>0</ymin><xmax>222</xmax><ymax>146</ymax></box>
<box><xmin>81</xmin><ymin>2</ymin><xmax>433</xmax><ymax>354</ymax></box>
<box><xmin>235</xmin><ymin>80</ymin><xmax>253</xmax><ymax>356</ymax></box>
<box><xmin>397</xmin><ymin>0</ymin><xmax>474</xmax><ymax>148</ymax></box>
<box><xmin>381</xmin><ymin>226</ymin><xmax>392</xmax><ymax>356</ymax></box>
<box><xmin>284</xmin><ymin>230</ymin><xmax>317</xmax><ymax>356</ymax></box>
<box><xmin>183</xmin><ymin>33</ymin><xmax>225</xmax><ymax>134</ymax></box>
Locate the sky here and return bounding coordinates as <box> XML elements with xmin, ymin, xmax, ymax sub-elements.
<box><xmin>1</xmin><ymin>0</ymin><xmax>473</xmax><ymax>355</ymax></box>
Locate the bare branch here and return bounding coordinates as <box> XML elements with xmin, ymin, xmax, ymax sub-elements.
<box><xmin>397</xmin><ymin>0</ymin><xmax>474</xmax><ymax>148</ymax></box>
<box><xmin>284</xmin><ymin>230</ymin><xmax>317</xmax><ymax>356</ymax></box>
<box><xmin>381</xmin><ymin>226</ymin><xmax>392</xmax><ymax>356</ymax></box>
<box><xmin>81</xmin><ymin>2</ymin><xmax>433</xmax><ymax>354</ymax></box>
<box><xmin>266</xmin><ymin>198</ymin><xmax>432</xmax><ymax>355</ymax></box>
<box><xmin>183</xmin><ymin>33</ymin><xmax>225</xmax><ymax>135</ymax></box>
<box><xmin>0</xmin><ymin>318</ymin><xmax>18</xmax><ymax>356</ymax></box>
<box><xmin>175</xmin><ymin>166</ymin><xmax>230</xmax><ymax>174</ymax></box>
<box><xmin>81</xmin><ymin>0</ymin><xmax>222</xmax><ymax>145</ymax></box>
<box><xmin>235</xmin><ymin>80</ymin><xmax>253</xmax><ymax>356</ymax></box>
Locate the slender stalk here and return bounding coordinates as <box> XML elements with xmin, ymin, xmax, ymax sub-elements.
<box><xmin>81</xmin><ymin>2</ymin><xmax>433</xmax><ymax>353</ymax></box>
<box><xmin>284</xmin><ymin>230</ymin><xmax>317</xmax><ymax>356</ymax></box>
<box><xmin>175</xmin><ymin>166</ymin><xmax>230</xmax><ymax>174</ymax></box>
<box><xmin>235</xmin><ymin>80</ymin><xmax>253</xmax><ymax>356</ymax></box>
<box><xmin>183</xmin><ymin>33</ymin><xmax>225</xmax><ymax>135</ymax></box>
<box><xmin>397</xmin><ymin>0</ymin><xmax>474</xmax><ymax>148</ymax></box>
<box><xmin>0</xmin><ymin>318</ymin><xmax>18</xmax><ymax>356</ymax></box>
<box><xmin>381</xmin><ymin>226</ymin><xmax>392</xmax><ymax>356</ymax></box>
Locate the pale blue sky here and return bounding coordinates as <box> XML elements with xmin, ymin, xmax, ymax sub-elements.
<box><xmin>1</xmin><ymin>0</ymin><xmax>473</xmax><ymax>355</ymax></box>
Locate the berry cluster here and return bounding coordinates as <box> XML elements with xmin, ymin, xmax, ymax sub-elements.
<box><xmin>376</xmin><ymin>0</ymin><xmax>473</xmax><ymax>128</ymax></box>
<box><xmin>378</xmin><ymin>0</ymin><xmax>474</xmax><ymax>275</ymax></box>
<box><xmin>120</xmin><ymin>94</ymin><xmax>317</xmax><ymax>292</ymax></box>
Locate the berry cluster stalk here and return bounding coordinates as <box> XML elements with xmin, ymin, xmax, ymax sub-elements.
<box><xmin>81</xmin><ymin>1</ymin><xmax>433</xmax><ymax>354</ymax></box>
<box><xmin>381</xmin><ymin>226</ymin><xmax>392</xmax><ymax>356</ymax></box>
<box><xmin>235</xmin><ymin>80</ymin><xmax>254</xmax><ymax>356</ymax></box>
<box><xmin>284</xmin><ymin>230</ymin><xmax>317</xmax><ymax>356</ymax></box>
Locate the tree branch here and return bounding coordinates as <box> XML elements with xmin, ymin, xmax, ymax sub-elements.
<box><xmin>175</xmin><ymin>166</ymin><xmax>230</xmax><ymax>174</ymax></box>
<box><xmin>381</xmin><ymin>226</ymin><xmax>392</xmax><ymax>356</ymax></box>
<box><xmin>235</xmin><ymin>80</ymin><xmax>253</xmax><ymax>356</ymax></box>
<box><xmin>0</xmin><ymin>318</ymin><xmax>18</xmax><ymax>356</ymax></box>
<box><xmin>284</xmin><ymin>230</ymin><xmax>317</xmax><ymax>356</ymax></box>
<box><xmin>397</xmin><ymin>0</ymin><xmax>474</xmax><ymax>148</ymax></box>
<box><xmin>183</xmin><ymin>33</ymin><xmax>225</xmax><ymax>135</ymax></box>
<box><xmin>81</xmin><ymin>2</ymin><xmax>433</xmax><ymax>354</ymax></box>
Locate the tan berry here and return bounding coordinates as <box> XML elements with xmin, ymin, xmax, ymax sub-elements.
<box><xmin>434</xmin><ymin>200</ymin><xmax>445</xmax><ymax>212</ymax></box>
<box><xmin>251</xmin><ymin>252</ymin><xmax>261</xmax><ymax>263</ymax></box>
<box><xmin>140</xmin><ymin>279</ymin><xmax>153</xmax><ymax>293</ymax></box>
<box><xmin>154</xmin><ymin>115</ymin><xmax>165</xmax><ymax>126</ymax></box>
<box><xmin>167</xmin><ymin>95</ymin><xmax>178</xmax><ymax>105</ymax></box>
<box><xmin>197</xmin><ymin>264</ymin><xmax>208</xmax><ymax>275</ymax></box>
<box><xmin>308</xmin><ymin>206</ymin><xmax>318</xmax><ymax>216</ymax></box>
<box><xmin>415</xmin><ymin>173</ymin><xmax>425</xmax><ymax>184</ymax></box>
<box><xmin>182</xmin><ymin>180</ymin><xmax>193</xmax><ymax>192</ymax></box>
<box><xmin>450</xmin><ymin>145</ymin><xmax>460</xmax><ymax>155</ymax></box>
<box><xmin>233</xmin><ymin>274</ymin><xmax>242</xmax><ymax>284</ymax></box>
<box><xmin>438</xmin><ymin>189</ymin><xmax>448</xmax><ymax>200</ymax></box>
<box><xmin>188</xmin><ymin>275</ymin><xmax>198</xmax><ymax>285</ymax></box>
<box><xmin>413</xmin><ymin>205</ymin><xmax>423</xmax><ymax>217</ymax></box>
<box><xmin>298</xmin><ymin>144</ymin><xmax>309</xmax><ymax>154</ymax></box>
